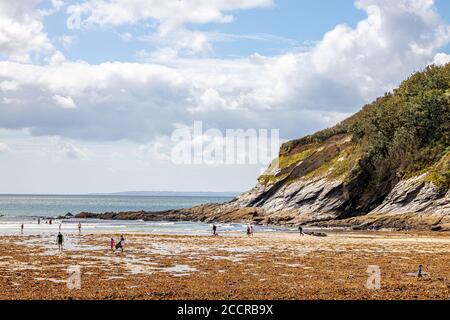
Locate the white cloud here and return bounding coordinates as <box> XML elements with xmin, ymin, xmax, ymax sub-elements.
<box><xmin>68</xmin><ymin>0</ymin><xmax>274</xmax><ymax>30</ymax></box>
<box><xmin>118</xmin><ymin>32</ymin><xmax>133</xmax><ymax>42</ymax></box>
<box><xmin>47</xmin><ymin>51</ymin><xmax>67</xmax><ymax>65</ymax></box>
<box><xmin>140</xmin><ymin>28</ymin><xmax>213</xmax><ymax>57</ymax></box>
<box><xmin>0</xmin><ymin>142</ymin><xmax>9</xmax><ymax>153</ymax></box>
<box><xmin>0</xmin><ymin>0</ymin><xmax>54</xmax><ymax>62</ymax></box>
<box><xmin>68</xmin><ymin>0</ymin><xmax>274</xmax><ymax>57</ymax></box>
<box><xmin>0</xmin><ymin>80</ymin><xmax>19</xmax><ymax>92</ymax></box>
<box><xmin>0</xmin><ymin>0</ymin><xmax>448</xmax><ymax>145</ymax></box>
<box><xmin>433</xmin><ymin>53</ymin><xmax>450</xmax><ymax>65</ymax></box>
<box><xmin>306</xmin><ymin>0</ymin><xmax>450</xmax><ymax>103</ymax></box>
<box><xmin>53</xmin><ymin>94</ymin><xmax>77</xmax><ymax>109</ymax></box>
<box><xmin>51</xmin><ymin>0</ymin><xmax>65</xmax><ymax>11</ymax></box>
<box><xmin>58</xmin><ymin>140</ymin><xmax>88</xmax><ymax>160</ymax></box>
<box><xmin>57</xmin><ymin>35</ymin><xmax>75</xmax><ymax>49</ymax></box>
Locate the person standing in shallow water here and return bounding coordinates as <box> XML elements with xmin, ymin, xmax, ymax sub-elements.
<box><xmin>298</xmin><ymin>225</ymin><xmax>304</xmax><ymax>236</ymax></box>
<box><xmin>57</xmin><ymin>232</ymin><xmax>64</xmax><ymax>252</ymax></box>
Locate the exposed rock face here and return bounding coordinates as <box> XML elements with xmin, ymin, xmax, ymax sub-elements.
<box><xmin>372</xmin><ymin>174</ymin><xmax>450</xmax><ymax>215</ymax></box>
<box><xmin>75</xmin><ymin>176</ymin><xmax>449</xmax><ymax>231</ymax></box>
<box><xmin>222</xmin><ymin>134</ymin><xmax>356</xmax><ymax>221</ymax></box>
<box><xmin>224</xmin><ymin>179</ymin><xmax>345</xmax><ymax>223</ymax></box>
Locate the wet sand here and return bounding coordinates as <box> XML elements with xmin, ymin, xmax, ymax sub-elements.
<box><xmin>0</xmin><ymin>230</ymin><xmax>449</xmax><ymax>300</ymax></box>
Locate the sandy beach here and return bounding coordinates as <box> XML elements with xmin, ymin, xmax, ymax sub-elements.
<box><xmin>1</xmin><ymin>230</ymin><xmax>449</xmax><ymax>300</ymax></box>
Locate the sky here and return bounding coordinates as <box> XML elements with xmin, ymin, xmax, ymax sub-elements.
<box><xmin>0</xmin><ymin>0</ymin><xmax>450</xmax><ymax>194</ymax></box>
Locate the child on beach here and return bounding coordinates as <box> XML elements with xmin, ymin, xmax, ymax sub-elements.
<box><xmin>110</xmin><ymin>238</ymin><xmax>115</xmax><ymax>251</ymax></box>
<box><xmin>57</xmin><ymin>232</ymin><xmax>64</xmax><ymax>252</ymax></box>
<box><xmin>418</xmin><ymin>265</ymin><xmax>423</xmax><ymax>278</ymax></box>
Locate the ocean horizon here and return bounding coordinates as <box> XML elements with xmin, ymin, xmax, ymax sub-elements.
<box><xmin>0</xmin><ymin>194</ymin><xmax>234</xmax><ymax>218</ymax></box>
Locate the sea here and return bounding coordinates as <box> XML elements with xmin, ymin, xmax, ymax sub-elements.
<box><xmin>0</xmin><ymin>194</ymin><xmax>281</xmax><ymax>235</ymax></box>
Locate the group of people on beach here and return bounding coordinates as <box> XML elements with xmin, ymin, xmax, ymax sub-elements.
<box><xmin>19</xmin><ymin>219</ymin><xmax>83</xmax><ymax>252</ymax></box>
<box><xmin>22</xmin><ymin>219</ymin><xmax>429</xmax><ymax>279</ymax></box>
<box><xmin>110</xmin><ymin>235</ymin><xmax>125</xmax><ymax>252</ymax></box>
<box><xmin>37</xmin><ymin>218</ymin><xmax>53</xmax><ymax>225</ymax></box>
<box><xmin>211</xmin><ymin>224</ymin><xmax>255</xmax><ymax>237</ymax></box>
<box><xmin>211</xmin><ymin>223</ymin><xmax>305</xmax><ymax>237</ymax></box>
<box><xmin>55</xmin><ymin>233</ymin><xmax>125</xmax><ymax>253</ymax></box>
<box><xmin>21</xmin><ymin>220</ymin><xmax>82</xmax><ymax>233</ymax></box>
<box><xmin>19</xmin><ymin>218</ymin><xmax>127</xmax><ymax>254</ymax></box>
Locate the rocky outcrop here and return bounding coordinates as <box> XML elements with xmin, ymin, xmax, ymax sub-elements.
<box><xmin>75</xmin><ymin>210</ymin><xmax>192</xmax><ymax>222</ymax></box>
<box><xmin>222</xmin><ymin>134</ymin><xmax>356</xmax><ymax>221</ymax></box>
<box><xmin>372</xmin><ymin>175</ymin><xmax>449</xmax><ymax>215</ymax></box>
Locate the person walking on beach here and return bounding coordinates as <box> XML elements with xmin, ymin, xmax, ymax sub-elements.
<box><xmin>246</xmin><ymin>224</ymin><xmax>251</xmax><ymax>237</ymax></box>
<box><xmin>57</xmin><ymin>232</ymin><xmax>64</xmax><ymax>252</ymax></box>
<box><xmin>212</xmin><ymin>224</ymin><xmax>218</xmax><ymax>236</ymax></box>
<box><xmin>78</xmin><ymin>222</ymin><xmax>82</xmax><ymax>233</ymax></box>
<box><xmin>250</xmin><ymin>224</ymin><xmax>254</xmax><ymax>237</ymax></box>
<box><xmin>38</xmin><ymin>218</ymin><xmax>40</xmax><ymax>225</ymax></box>
<box><xmin>418</xmin><ymin>265</ymin><xmax>423</xmax><ymax>278</ymax></box>
<box><xmin>21</xmin><ymin>223</ymin><xmax>24</xmax><ymax>234</ymax></box>
<box><xmin>49</xmin><ymin>219</ymin><xmax>52</xmax><ymax>225</ymax></box>
<box><xmin>110</xmin><ymin>238</ymin><xmax>115</xmax><ymax>251</ymax></box>
<box><xmin>298</xmin><ymin>225</ymin><xmax>304</xmax><ymax>236</ymax></box>
<box><xmin>59</xmin><ymin>223</ymin><xmax>62</xmax><ymax>231</ymax></box>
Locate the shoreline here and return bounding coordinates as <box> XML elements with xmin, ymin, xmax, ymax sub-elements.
<box><xmin>72</xmin><ymin>205</ymin><xmax>450</xmax><ymax>232</ymax></box>
<box><xmin>1</xmin><ymin>229</ymin><xmax>449</xmax><ymax>300</ymax></box>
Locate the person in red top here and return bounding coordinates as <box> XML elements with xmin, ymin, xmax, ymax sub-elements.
<box><xmin>110</xmin><ymin>238</ymin><xmax>115</xmax><ymax>251</ymax></box>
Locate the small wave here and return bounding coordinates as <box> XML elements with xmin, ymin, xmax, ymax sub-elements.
<box><xmin>152</xmin><ymin>222</ymin><xmax>176</xmax><ymax>226</ymax></box>
<box><xmin>217</xmin><ymin>225</ymin><xmax>237</xmax><ymax>229</ymax></box>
